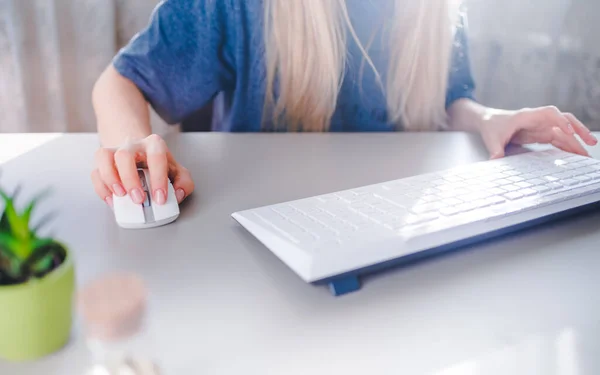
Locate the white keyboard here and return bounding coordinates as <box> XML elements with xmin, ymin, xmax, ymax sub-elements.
<box><xmin>232</xmin><ymin>149</ymin><xmax>600</xmax><ymax>288</ymax></box>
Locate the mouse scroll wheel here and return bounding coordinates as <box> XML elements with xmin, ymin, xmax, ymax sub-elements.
<box><xmin>138</xmin><ymin>170</ymin><xmax>148</xmax><ymax>189</ymax></box>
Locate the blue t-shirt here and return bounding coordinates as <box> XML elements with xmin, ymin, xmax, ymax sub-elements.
<box><xmin>113</xmin><ymin>0</ymin><xmax>476</xmax><ymax>132</ymax></box>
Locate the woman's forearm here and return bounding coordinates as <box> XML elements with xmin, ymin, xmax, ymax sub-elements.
<box><xmin>92</xmin><ymin>65</ymin><xmax>152</xmax><ymax>147</ymax></box>
<box><xmin>446</xmin><ymin>98</ymin><xmax>512</xmax><ymax>133</ymax></box>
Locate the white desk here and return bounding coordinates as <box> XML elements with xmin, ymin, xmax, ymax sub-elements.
<box><xmin>1</xmin><ymin>133</ymin><xmax>600</xmax><ymax>374</ymax></box>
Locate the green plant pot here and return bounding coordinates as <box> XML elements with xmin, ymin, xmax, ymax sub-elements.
<box><xmin>0</xmin><ymin>245</ymin><xmax>75</xmax><ymax>361</ymax></box>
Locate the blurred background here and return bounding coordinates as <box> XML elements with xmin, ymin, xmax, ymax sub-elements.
<box><xmin>1</xmin><ymin>0</ymin><xmax>599</xmax><ymax>133</ymax></box>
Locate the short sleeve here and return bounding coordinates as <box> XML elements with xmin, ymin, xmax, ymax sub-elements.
<box><xmin>112</xmin><ymin>0</ymin><xmax>235</xmax><ymax>124</ymax></box>
<box><xmin>445</xmin><ymin>13</ymin><xmax>477</xmax><ymax>108</ymax></box>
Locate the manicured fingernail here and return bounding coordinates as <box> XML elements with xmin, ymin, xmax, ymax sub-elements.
<box><xmin>154</xmin><ymin>189</ymin><xmax>166</xmax><ymax>205</ymax></box>
<box><xmin>105</xmin><ymin>196</ymin><xmax>113</xmax><ymax>208</ymax></box>
<box><xmin>113</xmin><ymin>183</ymin><xmax>126</xmax><ymax>197</ymax></box>
<box><xmin>130</xmin><ymin>188</ymin><xmax>144</xmax><ymax>204</ymax></box>
<box><xmin>176</xmin><ymin>188</ymin><xmax>185</xmax><ymax>203</ymax></box>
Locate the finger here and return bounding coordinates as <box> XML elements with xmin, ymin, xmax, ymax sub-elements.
<box><xmin>540</xmin><ymin>106</ymin><xmax>574</xmax><ymax>136</ymax></box>
<box><xmin>114</xmin><ymin>146</ymin><xmax>145</xmax><ymax>204</ymax></box>
<box><xmin>91</xmin><ymin>169</ymin><xmax>113</xmax><ymax>207</ymax></box>
<box><xmin>488</xmin><ymin>145</ymin><xmax>505</xmax><ymax>160</ymax></box>
<box><xmin>95</xmin><ymin>148</ymin><xmax>126</xmax><ymax>197</ymax></box>
<box><xmin>172</xmin><ymin>166</ymin><xmax>195</xmax><ymax>204</ymax></box>
<box><xmin>481</xmin><ymin>133</ymin><xmax>506</xmax><ymax>160</ymax></box>
<box><xmin>563</xmin><ymin>113</ymin><xmax>598</xmax><ymax>146</ymax></box>
<box><xmin>144</xmin><ymin>135</ymin><xmax>169</xmax><ymax>205</ymax></box>
<box><xmin>551</xmin><ymin>126</ymin><xmax>589</xmax><ymax>157</ymax></box>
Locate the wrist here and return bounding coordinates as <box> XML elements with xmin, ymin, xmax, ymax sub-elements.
<box><xmin>479</xmin><ymin>108</ymin><xmax>515</xmax><ymax>134</ymax></box>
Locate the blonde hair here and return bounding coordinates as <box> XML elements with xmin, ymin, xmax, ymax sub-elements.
<box><xmin>263</xmin><ymin>0</ymin><xmax>459</xmax><ymax>132</ymax></box>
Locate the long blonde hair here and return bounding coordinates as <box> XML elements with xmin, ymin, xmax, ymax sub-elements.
<box><xmin>263</xmin><ymin>0</ymin><xmax>460</xmax><ymax>132</ymax></box>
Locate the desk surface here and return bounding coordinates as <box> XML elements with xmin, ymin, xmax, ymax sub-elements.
<box><xmin>1</xmin><ymin>132</ymin><xmax>600</xmax><ymax>375</ymax></box>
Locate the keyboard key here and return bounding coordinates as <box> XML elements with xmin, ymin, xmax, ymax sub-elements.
<box><xmin>434</xmin><ymin>190</ymin><xmax>455</xmax><ymax>199</ymax></box>
<box><xmin>494</xmin><ymin>178</ymin><xmax>513</xmax><ymax>186</ymax></box>
<box><xmin>519</xmin><ymin>188</ymin><xmax>537</xmax><ymax>197</ymax></box>
<box><xmin>472</xmin><ymin>199</ymin><xmax>492</xmax><ymax>208</ymax></box>
<box><xmin>543</xmin><ymin>175</ymin><xmax>560</xmax><ymax>182</ymax></box>
<box><xmin>527</xmin><ymin>178</ymin><xmax>546</xmax><ymax>186</ymax></box>
<box><xmin>349</xmin><ymin>201</ymin><xmax>369</xmax><ymax>210</ymax></box>
<box><xmin>521</xmin><ymin>173</ymin><xmax>538</xmax><ymax>180</ymax></box>
<box><xmin>456</xmin><ymin>202</ymin><xmax>476</xmax><ymax>212</ymax></box>
<box><xmin>548</xmin><ymin>182</ymin><xmax>564</xmax><ymax>189</ymax></box>
<box><xmin>590</xmin><ymin>172</ymin><xmax>600</xmax><ymax>180</ymax></box>
<box><xmin>532</xmin><ymin>185</ymin><xmax>551</xmax><ymax>194</ymax></box>
<box><xmin>504</xmin><ymin>191</ymin><xmax>523</xmax><ymax>200</ymax></box>
<box><xmin>272</xmin><ymin>205</ymin><xmax>298</xmax><ymax>216</ymax></box>
<box><xmin>411</xmin><ymin>202</ymin><xmax>447</xmax><ymax>214</ymax></box>
<box><xmin>556</xmin><ymin>171</ymin><xmax>578</xmax><ymax>179</ymax></box>
<box><xmin>563</xmin><ymin>155</ymin><xmax>587</xmax><ymax>163</ymax></box>
<box><xmin>488</xmin><ymin>187</ymin><xmax>507</xmax><ymax>195</ymax></box>
<box><xmin>574</xmin><ymin>175</ymin><xmax>592</xmax><ymax>183</ymax></box>
<box><xmin>503</xmin><ymin>170</ymin><xmax>521</xmax><ymax>177</ymax></box>
<box><xmin>419</xmin><ymin>195</ymin><xmax>440</xmax><ymax>203</ymax></box>
<box><xmin>515</xmin><ymin>181</ymin><xmax>533</xmax><ymax>188</ymax></box>
<box><xmin>457</xmin><ymin>172</ymin><xmax>477</xmax><ymax>180</ymax></box>
<box><xmin>575</xmin><ymin>167</ymin><xmax>595</xmax><ymax>174</ymax></box>
<box><xmin>439</xmin><ymin>206</ymin><xmax>462</xmax><ymax>216</ymax></box>
<box><xmin>503</xmin><ymin>184</ymin><xmax>520</xmax><ymax>192</ymax></box>
<box><xmin>442</xmin><ymin>197</ymin><xmax>463</xmax><ymax>206</ymax></box>
<box><xmin>562</xmin><ymin>179</ymin><xmax>580</xmax><ymax>186</ymax></box>
<box><xmin>507</xmin><ymin>176</ymin><xmax>525</xmax><ymax>183</ymax></box>
<box><xmin>479</xmin><ymin>181</ymin><xmax>499</xmax><ymax>189</ymax></box>
<box><xmin>486</xmin><ymin>196</ymin><xmax>506</xmax><ymax>205</ymax></box>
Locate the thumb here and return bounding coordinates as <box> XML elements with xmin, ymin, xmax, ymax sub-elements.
<box><xmin>482</xmin><ymin>135</ymin><xmax>506</xmax><ymax>160</ymax></box>
<box><xmin>489</xmin><ymin>149</ymin><xmax>505</xmax><ymax>160</ymax></box>
<box><xmin>171</xmin><ymin>165</ymin><xmax>195</xmax><ymax>204</ymax></box>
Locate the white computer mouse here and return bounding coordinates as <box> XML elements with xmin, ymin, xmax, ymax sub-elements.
<box><xmin>113</xmin><ymin>168</ymin><xmax>180</xmax><ymax>229</ymax></box>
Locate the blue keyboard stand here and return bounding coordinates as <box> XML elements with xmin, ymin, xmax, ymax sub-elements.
<box><xmin>328</xmin><ymin>276</ymin><xmax>361</xmax><ymax>296</ymax></box>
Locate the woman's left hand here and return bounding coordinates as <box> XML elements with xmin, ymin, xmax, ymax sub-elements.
<box><xmin>479</xmin><ymin>106</ymin><xmax>598</xmax><ymax>159</ymax></box>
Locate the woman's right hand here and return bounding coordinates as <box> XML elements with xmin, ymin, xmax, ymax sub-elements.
<box><xmin>91</xmin><ymin>134</ymin><xmax>194</xmax><ymax>208</ymax></box>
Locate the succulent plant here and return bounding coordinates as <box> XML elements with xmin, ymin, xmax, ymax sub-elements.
<box><xmin>0</xmin><ymin>185</ymin><xmax>66</xmax><ymax>286</ymax></box>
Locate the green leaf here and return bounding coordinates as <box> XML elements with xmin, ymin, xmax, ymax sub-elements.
<box><xmin>31</xmin><ymin>238</ymin><xmax>55</xmax><ymax>250</ymax></box>
<box><xmin>22</xmin><ymin>240</ymin><xmax>62</xmax><ymax>277</ymax></box>
<box><xmin>0</xmin><ymin>233</ymin><xmax>19</xmax><ymax>258</ymax></box>
<box><xmin>0</xmin><ymin>190</ymin><xmax>12</xmax><ymax>233</ymax></box>
<box><xmin>32</xmin><ymin>254</ymin><xmax>53</xmax><ymax>274</ymax></box>
<box><xmin>22</xmin><ymin>188</ymin><xmax>51</xmax><ymax>230</ymax></box>
<box><xmin>0</xmin><ymin>193</ymin><xmax>28</xmax><ymax>241</ymax></box>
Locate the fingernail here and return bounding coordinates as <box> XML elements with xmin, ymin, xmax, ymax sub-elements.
<box><xmin>567</xmin><ymin>123</ymin><xmax>575</xmax><ymax>134</ymax></box>
<box><xmin>154</xmin><ymin>189</ymin><xmax>166</xmax><ymax>205</ymax></box>
<box><xmin>176</xmin><ymin>188</ymin><xmax>185</xmax><ymax>203</ymax></box>
<box><xmin>113</xmin><ymin>183</ymin><xmax>126</xmax><ymax>197</ymax></box>
<box><xmin>105</xmin><ymin>196</ymin><xmax>113</xmax><ymax>208</ymax></box>
<box><xmin>130</xmin><ymin>188</ymin><xmax>144</xmax><ymax>204</ymax></box>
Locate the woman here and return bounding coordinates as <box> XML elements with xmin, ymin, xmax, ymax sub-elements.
<box><xmin>91</xmin><ymin>0</ymin><xmax>597</xmax><ymax>207</ymax></box>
